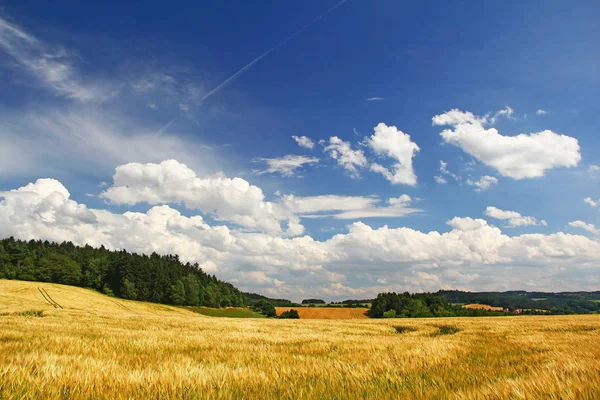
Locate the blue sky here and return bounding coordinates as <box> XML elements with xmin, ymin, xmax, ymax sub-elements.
<box><xmin>0</xmin><ymin>1</ymin><xmax>599</xmax><ymax>299</ymax></box>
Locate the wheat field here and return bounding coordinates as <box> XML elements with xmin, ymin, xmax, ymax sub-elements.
<box><xmin>1</xmin><ymin>280</ymin><xmax>600</xmax><ymax>399</ymax></box>
<box><xmin>275</xmin><ymin>306</ymin><xmax>369</xmax><ymax>319</ymax></box>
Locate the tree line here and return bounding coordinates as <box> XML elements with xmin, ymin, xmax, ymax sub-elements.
<box><xmin>0</xmin><ymin>237</ymin><xmax>245</xmax><ymax>308</ymax></box>
<box><xmin>368</xmin><ymin>290</ymin><xmax>600</xmax><ymax>318</ymax></box>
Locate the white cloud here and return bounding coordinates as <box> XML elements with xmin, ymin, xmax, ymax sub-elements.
<box><xmin>488</xmin><ymin>106</ymin><xmax>515</xmax><ymax>125</ymax></box>
<box><xmin>536</xmin><ymin>109</ymin><xmax>548</xmax><ymax>115</ymax></box>
<box><xmin>366</xmin><ymin>97</ymin><xmax>384</xmax><ymax>101</ymax></box>
<box><xmin>367</xmin><ymin>123</ymin><xmax>420</xmax><ymax>185</ymax></box>
<box><xmin>0</xmin><ymin>16</ymin><xmax>104</xmax><ymax>101</ymax></box>
<box><xmin>568</xmin><ymin>221</ymin><xmax>599</xmax><ymax>235</ymax></box>
<box><xmin>292</xmin><ymin>135</ymin><xmax>315</xmax><ymax>149</ymax></box>
<box><xmin>589</xmin><ymin>165</ymin><xmax>600</xmax><ymax>177</ymax></box>
<box><xmin>485</xmin><ymin>206</ymin><xmax>547</xmax><ymax>228</ymax></box>
<box><xmin>0</xmin><ymin>108</ymin><xmax>217</xmax><ymax>176</ymax></box>
<box><xmin>584</xmin><ymin>197</ymin><xmax>599</xmax><ymax>208</ymax></box>
<box><xmin>255</xmin><ymin>155</ymin><xmax>319</xmax><ymax>177</ymax></box>
<box><xmin>434</xmin><ymin>175</ymin><xmax>447</xmax><ymax>185</ymax></box>
<box><xmin>467</xmin><ymin>176</ymin><xmax>498</xmax><ymax>192</ymax></box>
<box><xmin>433</xmin><ymin>109</ymin><xmax>581</xmax><ymax>179</ymax></box>
<box><xmin>100</xmin><ymin>160</ymin><xmax>300</xmax><ymax>235</ymax></box>
<box><xmin>321</xmin><ymin>136</ymin><xmax>368</xmax><ymax>177</ymax></box>
<box><xmin>435</xmin><ymin>160</ymin><xmax>459</xmax><ymax>184</ymax></box>
<box><xmin>281</xmin><ymin>194</ymin><xmax>420</xmax><ymax>220</ymax></box>
<box><xmin>3</xmin><ymin>178</ymin><xmax>600</xmax><ymax>296</ymax></box>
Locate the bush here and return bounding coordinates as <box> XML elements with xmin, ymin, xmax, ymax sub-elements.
<box><xmin>254</xmin><ymin>299</ymin><xmax>276</xmax><ymax>317</ymax></box>
<box><xmin>278</xmin><ymin>309</ymin><xmax>300</xmax><ymax>319</ymax></box>
<box><xmin>383</xmin><ymin>309</ymin><xmax>397</xmax><ymax>318</ymax></box>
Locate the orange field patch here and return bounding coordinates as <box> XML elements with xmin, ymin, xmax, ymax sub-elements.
<box><xmin>275</xmin><ymin>307</ymin><xmax>369</xmax><ymax>319</ymax></box>
<box><xmin>463</xmin><ymin>303</ymin><xmax>504</xmax><ymax>311</ymax></box>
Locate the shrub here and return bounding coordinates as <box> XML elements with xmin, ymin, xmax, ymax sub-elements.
<box><xmin>278</xmin><ymin>309</ymin><xmax>300</xmax><ymax>319</ymax></box>
<box><xmin>254</xmin><ymin>299</ymin><xmax>277</xmax><ymax>317</ymax></box>
<box><xmin>383</xmin><ymin>309</ymin><xmax>397</xmax><ymax>318</ymax></box>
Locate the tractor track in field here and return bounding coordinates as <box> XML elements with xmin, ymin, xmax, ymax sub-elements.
<box><xmin>38</xmin><ymin>287</ymin><xmax>63</xmax><ymax>309</ymax></box>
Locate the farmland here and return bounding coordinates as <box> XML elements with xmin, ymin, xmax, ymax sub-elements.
<box><xmin>463</xmin><ymin>303</ymin><xmax>504</xmax><ymax>311</ymax></box>
<box><xmin>275</xmin><ymin>306</ymin><xmax>369</xmax><ymax>319</ymax></box>
<box><xmin>1</xmin><ymin>280</ymin><xmax>600</xmax><ymax>399</ymax></box>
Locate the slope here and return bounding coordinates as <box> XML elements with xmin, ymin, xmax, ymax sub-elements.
<box><xmin>0</xmin><ymin>279</ymin><xmax>199</xmax><ymax>317</ymax></box>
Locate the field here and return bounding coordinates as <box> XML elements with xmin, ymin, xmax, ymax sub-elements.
<box><xmin>463</xmin><ymin>303</ymin><xmax>504</xmax><ymax>311</ymax></box>
<box><xmin>185</xmin><ymin>306</ymin><xmax>266</xmax><ymax>318</ymax></box>
<box><xmin>2</xmin><ymin>280</ymin><xmax>600</xmax><ymax>399</ymax></box>
<box><xmin>275</xmin><ymin>306</ymin><xmax>369</xmax><ymax>319</ymax></box>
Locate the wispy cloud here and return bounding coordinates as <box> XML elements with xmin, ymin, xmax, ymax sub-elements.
<box><xmin>568</xmin><ymin>220</ymin><xmax>599</xmax><ymax>235</ymax></box>
<box><xmin>254</xmin><ymin>155</ymin><xmax>319</xmax><ymax>177</ymax></box>
<box><xmin>485</xmin><ymin>206</ymin><xmax>547</xmax><ymax>228</ymax></box>
<box><xmin>467</xmin><ymin>176</ymin><xmax>498</xmax><ymax>192</ymax></box>
<box><xmin>282</xmin><ymin>194</ymin><xmax>421</xmax><ymax>219</ymax></box>
<box><xmin>365</xmin><ymin>97</ymin><xmax>385</xmax><ymax>101</ymax></box>
<box><xmin>199</xmin><ymin>0</ymin><xmax>350</xmax><ymax>103</ymax></box>
<box><xmin>536</xmin><ymin>109</ymin><xmax>548</xmax><ymax>115</ymax></box>
<box><xmin>0</xmin><ymin>16</ymin><xmax>105</xmax><ymax>100</ymax></box>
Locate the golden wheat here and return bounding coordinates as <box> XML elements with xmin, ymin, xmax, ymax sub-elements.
<box><xmin>1</xmin><ymin>280</ymin><xmax>599</xmax><ymax>399</ymax></box>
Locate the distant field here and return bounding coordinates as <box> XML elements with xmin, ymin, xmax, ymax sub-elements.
<box><xmin>1</xmin><ymin>280</ymin><xmax>600</xmax><ymax>399</ymax></box>
<box><xmin>463</xmin><ymin>303</ymin><xmax>504</xmax><ymax>311</ymax></box>
<box><xmin>275</xmin><ymin>307</ymin><xmax>369</xmax><ymax>319</ymax></box>
<box><xmin>185</xmin><ymin>306</ymin><xmax>265</xmax><ymax>318</ymax></box>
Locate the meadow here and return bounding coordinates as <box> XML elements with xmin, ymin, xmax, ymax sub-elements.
<box><xmin>1</xmin><ymin>280</ymin><xmax>600</xmax><ymax>399</ymax></box>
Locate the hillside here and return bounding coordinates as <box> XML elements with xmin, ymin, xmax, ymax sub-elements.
<box><xmin>0</xmin><ymin>237</ymin><xmax>245</xmax><ymax>308</ymax></box>
<box><xmin>0</xmin><ymin>279</ymin><xmax>198</xmax><ymax>317</ymax></box>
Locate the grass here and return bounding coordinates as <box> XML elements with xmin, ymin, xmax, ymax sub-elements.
<box><xmin>1</xmin><ymin>280</ymin><xmax>600</xmax><ymax>399</ymax></box>
<box><xmin>0</xmin><ymin>310</ymin><xmax>44</xmax><ymax>317</ymax></box>
<box><xmin>185</xmin><ymin>306</ymin><xmax>266</xmax><ymax>318</ymax></box>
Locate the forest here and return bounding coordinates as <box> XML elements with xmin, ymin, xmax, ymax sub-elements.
<box><xmin>0</xmin><ymin>237</ymin><xmax>245</xmax><ymax>308</ymax></box>
<box><xmin>367</xmin><ymin>290</ymin><xmax>600</xmax><ymax>318</ymax></box>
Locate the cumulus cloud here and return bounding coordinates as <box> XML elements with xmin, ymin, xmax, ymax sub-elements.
<box><xmin>321</xmin><ymin>136</ymin><xmax>368</xmax><ymax>177</ymax></box>
<box><xmin>3</xmin><ymin>178</ymin><xmax>600</xmax><ymax>297</ymax></box>
<box><xmin>467</xmin><ymin>176</ymin><xmax>498</xmax><ymax>192</ymax></box>
<box><xmin>584</xmin><ymin>197</ymin><xmax>598</xmax><ymax>208</ymax></box>
<box><xmin>568</xmin><ymin>221</ymin><xmax>599</xmax><ymax>235</ymax></box>
<box><xmin>0</xmin><ymin>16</ymin><xmax>105</xmax><ymax>100</ymax></box>
<box><xmin>100</xmin><ymin>160</ymin><xmax>299</xmax><ymax>235</ymax></box>
<box><xmin>367</xmin><ymin>123</ymin><xmax>420</xmax><ymax>185</ymax></box>
<box><xmin>536</xmin><ymin>109</ymin><xmax>548</xmax><ymax>115</ymax></box>
<box><xmin>485</xmin><ymin>206</ymin><xmax>547</xmax><ymax>228</ymax></box>
<box><xmin>292</xmin><ymin>135</ymin><xmax>315</xmax><ymax>149</ymax></box>
<box><xmin>433</xmin><ymin>109</ymin><xmax>581</xmax><ymax>179</ymax></box>
<box><xmin>255</xmin><ymin>155</ymin><xmax>319</xmax><ymax>177</ymax></box>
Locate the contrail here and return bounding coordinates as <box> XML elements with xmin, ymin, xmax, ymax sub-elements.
<box><xmin>200</xmin><ymin>0</ymin><xmax>349</xmax><ymax>103</ymax></box>
<box><xmin>153</xmin><ymin>118</ymin><xmax>176</xmax><ymax>137</ymax></box>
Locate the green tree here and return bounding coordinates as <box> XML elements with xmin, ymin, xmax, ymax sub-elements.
<box><xmin>121</xmin><ymin>278</ymin><xmax>138</xmax><ymax>300</ymax></box>
<box><xmin>37</xmin><ymin>254</ymin><xmax>82</xmax><ymax>285</ymax></box>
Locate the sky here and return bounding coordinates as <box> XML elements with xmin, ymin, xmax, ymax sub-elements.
<box><xmin>0</xmin><ymin>1</ymin><xmax>599</xmax><ymax>301</ymax></box>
